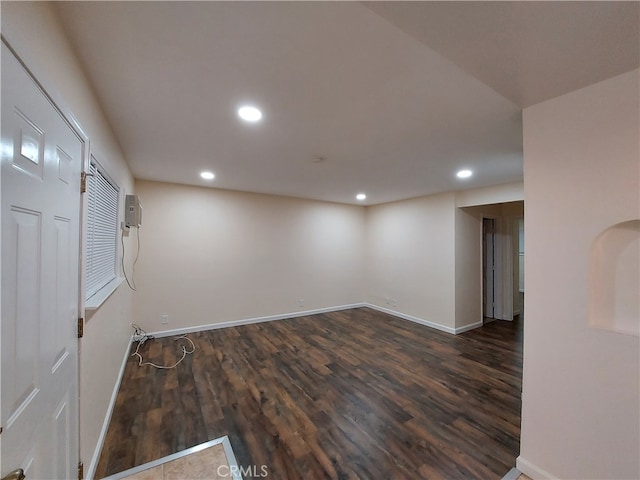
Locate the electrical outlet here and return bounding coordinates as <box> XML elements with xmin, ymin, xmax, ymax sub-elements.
<box><xmin>161</xmin><ymin>314</ymin><xmax>169</xmax><ymax>324</ymax></box>
<box><xmin>299</xmin><ymin>298</ymin><xmax>304</xmax><ymax>307</ymax></box>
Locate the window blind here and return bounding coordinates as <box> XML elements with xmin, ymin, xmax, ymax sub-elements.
<box><xmin>85</xmin><ymin>159</ymin><xmax>119</xmax><ymax>299</ymax></box>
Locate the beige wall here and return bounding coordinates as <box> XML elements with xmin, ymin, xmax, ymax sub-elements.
<box><xmin>365</xmin><ymin>187</ymin><xmax>523</xmax><ymax>333</ymax></box>
<box><xmin>456</xmin><ymin>181</ymin><xmax>524</xmax><ymax>208</ymax></box>
<box><xmin>132</xmin><ymin>181</ymin><xmax>366</xmax><ymax>332</ymax></box>
<box><xmin>135</xmin><ymin>178</ymin><xmax>524</xmax><ymax>338</ymax></box>
<box><xmin>518</xmin><ymin>70</ymin><xmax>639</xmax><ymax>479</ymax></box>
<box><xmin>1</xmin><ymin>3</ymin><xmax>136</xmax><ymax>477</ymax></box>
<box><xmin>365</xmin><ymin>193</ymin><xmax>457</xmax><ymax>329</ymax></box>
<box><xmin>454</xmin><ymin>206</ymin><xmax>482</xmax><ymax>329</ymax></box>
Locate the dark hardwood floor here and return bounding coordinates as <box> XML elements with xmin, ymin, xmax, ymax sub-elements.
<box><xmin>95</xmin><ymin>307</ymin><xmax>523</xmax><ymax>479</ymax></box>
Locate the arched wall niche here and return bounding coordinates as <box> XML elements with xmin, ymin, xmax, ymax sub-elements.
<box><xmin>588</xmin><ymin>219</ymin><xmax>640</xmax><ymax>336</ymax></box>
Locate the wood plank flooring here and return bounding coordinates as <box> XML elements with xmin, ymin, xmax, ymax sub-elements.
<box><xmin>95</xmin><ymin>307</ymin><xmax>523</xmax><ymax>479</ymax></box>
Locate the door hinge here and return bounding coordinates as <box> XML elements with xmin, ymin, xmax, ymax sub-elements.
<box><xmin>1</xmin><ymin>469</ymin><xmax>25</xmax><ymax>480</ymax></box>
<box><xmin>77</xmin><ymin>317</ymin><xmax>84</xmax><ymax>338</ymax></box>
<box><xmin>78</xmin><ymin>461</ymin><xmax>84</xmax><ymax>480</ymax></box>
<box><xmin>80</xmin><ymin>171</ymin><xmax>94</xmax><ymax>194</ymax></box>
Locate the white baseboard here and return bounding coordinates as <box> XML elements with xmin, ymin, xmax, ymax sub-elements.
<box><xmin>365</xmin><ymin>303</ymin><xmax>483</xmax><ymax>335</ymax></box>
<box><xmin>517</xmin><ymin>455</ymin><xmax>557</xmax><ymax>480</ymax></box>
<box><xmin>86</xmin><ymin>336</ymin><xmax>133</xmax><ymax>480</ymax></box>
<box><xmin>364</xmin><ymin>303</ymin><xmax>458</xmax><ymax>334</ymax></box>
<box><xmin>148</xmin><ymin>303</ymin><xmax>367</xmax><ymax>338</ymax></box>
<box><xmin>149</xmin><ymin>302</ymin><xmax>485</xmax><ymax>341</ymax></box>
<box><xmin>454</xmin><ymin>320</ymin><xmax>483</xmax><ymax>334</ymax></box>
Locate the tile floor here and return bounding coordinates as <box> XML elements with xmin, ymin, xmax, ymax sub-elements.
<box><xmin>104</xmin><ymin>438</ymin><xmax>237</xmax><ymax>480</ymax></box>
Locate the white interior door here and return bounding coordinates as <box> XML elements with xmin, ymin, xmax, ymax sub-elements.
<box><xmin>1</xmin><ymin>42</ymin><xmax>83</xmax><ymax>479</ymax></box>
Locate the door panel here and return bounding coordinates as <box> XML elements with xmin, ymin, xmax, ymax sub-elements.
<box><xmin>53</xmin><ymin>392</ymin><xmax>72</xmax><ymax>480</ymax></box>
<box><xmin>2</xmin><ymin>42</ymin><xmax>82</xmax><ymax>479</ymax></box>
<box><xmin>14</xmin><ymin>108</ymin><xmax>45</xmax><ymax>180</ymax></box>
<box><xmin>3</xmin><ymin>207</ymin><xmax>42</xmax><ymax>444</ymax></box>
<box><xmin>53</xmin><ymin>216</ymin><xmax>72</xmax><ymax>372</ymax></box>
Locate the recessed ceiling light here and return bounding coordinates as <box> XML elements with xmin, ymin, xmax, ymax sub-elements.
<box><xmin>237</xmin><ymin>105</ymin><xmax>262</xmax><ymax>122</ymax></box>
<box><xmin>200</xmin><ymin>171</ymin><xmax>215</xmax><ymax>180</ymax></box>
<box><xmin>456</xmin><ymin>169</ymin><xmax>473</xmax><ymax>179</ymax></box>
<box><xmin>356</xmin><ymin>193</ymin><xmax>367</xmax><ymax>201</ymax></box>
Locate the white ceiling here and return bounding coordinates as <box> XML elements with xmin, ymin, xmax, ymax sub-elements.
<box><xmin>365</xmin><ymin>1</ymin><xmax>640</xmax><ymax>108</ymax></box>
<box><xmin>54</xmin><ymin>1</ymin><xmax>639</xmax><ymax>205</ymax></box>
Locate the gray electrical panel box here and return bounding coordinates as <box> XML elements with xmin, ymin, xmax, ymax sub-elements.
<box><xmin>125</xmin><ymin>194</ymin><xmax>143</xmax><ymax>227</ymax></box>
